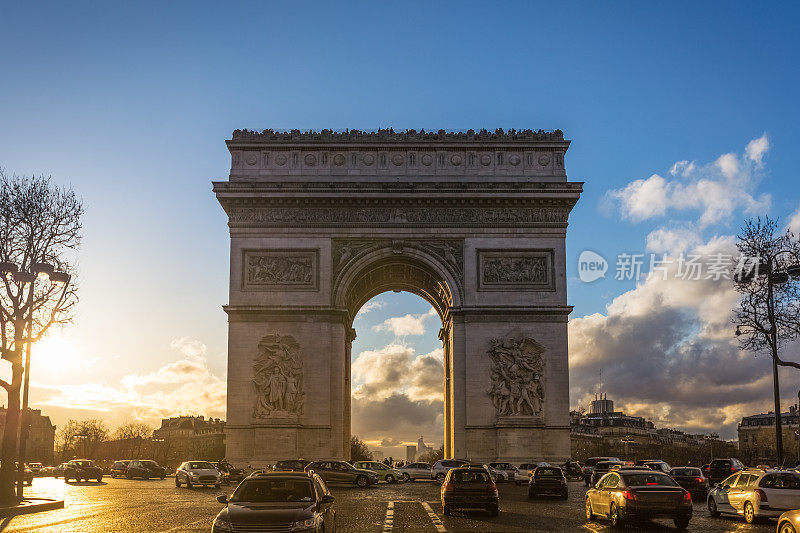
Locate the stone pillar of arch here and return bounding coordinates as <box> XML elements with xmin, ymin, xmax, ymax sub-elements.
<box><xmin>214</xmin><ymin>128</ymin><xmax>582</xmax><ymax>466</ymax></box>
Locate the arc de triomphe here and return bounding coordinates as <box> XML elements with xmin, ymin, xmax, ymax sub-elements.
<box><xmin>213</xmin><ymin>129</ymin><xmax>582</xmax><ymax>465</ymax></box>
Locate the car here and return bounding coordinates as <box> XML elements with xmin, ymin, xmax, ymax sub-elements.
<box><xmin>642</xmin><ymin>460</ymin><xmax>672</xmax><ymax>474</ymax></box>
<box><xmin>175</xmin><ymin>460</ymin><xmax>221</xmax><ymax>488</ymax></box>
<box><xmin>110</xmin><ymin>460</ymin><xmax>130</xmax><ymax>478</ymax></box>
<box><xmin>590</xmin><ymin>460</ymin><xmax>627</xmax><ymax>486</ymax></box>
<box><xmin>397</xmin><ymin>462</ymin><xmax>431</xmax><ymax>481</ymax></box>
<box><xmin>477</xmin><ymin>464</ymin><xmax>508</xmax><ymax>483</ymax></box>
<box><xmin>53</xmin><ymin>462</ymin><xmax>69</xmax><ymax>478</ymax></box>
<box><xmin>26</xmin><ymin>462</ymin><xmax>44</xmax><ymax>475</ymax></box>
<box><xmin>515</xmin><ymin>462</ymin><xmax>551</xmax><ymax>485</ymax></box>
<box><xmin>431</xmin><ymin>459</ymin><xmax>470</xmax><ymax>482</ymax></box>
<box><xmin>707</xmin><ymin>468</ymin><xmax>800</xmax><ymax>524</ymax></box>
<box><xmin>488</xmin><ymin>462</ymin><xmax>519</xmax><ymax>482</ymax></box>
<box><xmin>528</xmin><ymin>466</ymin><xmax>568</xmax><ymax>499</ymax></box>
<box><xmin>707</xmin><ymin>457</ymin><xmax>744</xmax><ymax>485</ymax></box>
<box><xmin>273</xmin><ymin>459</ymin><xmax>312</xmax><ymax>472</ymax></box>
<box><xmin>670</xmin><ymin>466</ymin><xmax>709</xmax><ymax>500</ymax></box>
<box><xmin>212</xmin><ymin>471</ymin><xmax>335</xmax><ymax>533</ymax></box>
<box><xmin>583</xmin><ymin>457</ymin><xmax>621</xmax><ymax>486</ymax></box>
<box><xmin>586</xmin><ymin>468</ymin><xmax>692</xmax><ymax>529</ymax></box>
<box><xmin>352</xmin><ymin>461</ymin><xmax>402</xmax><ymax>483</ymax></box>
<box><xmin>125</xmin><ymin>459</ymin><xmax>166</xmax><ymax>480</ymax></box>
<box><xmin>441</xmin><ymin>466</ymin><xmax>499</xmax><ymax>516</ymax></box>
<box><xmin>304</xmin><ymin>460</ymin><xmax>378</xmax><ymax>487</ymax></box>
<box><xmin>778</xmin><ymin>509</ymin><xmax>800</xmax><ymax>533</ymax></box>
<box><xmin>634</xmin><ymin>459</ymin><xmax>660</xmax><ymax>466</ymax></box>
<box><xmin>39</xmin><ymin>465</ymin><xmax>57</xmax><ymax>477</ymax></box>
<box><xmin>63</xmin><ymin>459</ymin><xmax>103</xmax><ymax>483</ymax></box>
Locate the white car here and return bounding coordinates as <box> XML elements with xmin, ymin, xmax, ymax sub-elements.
<box><xmin>488</xmin><ymin>462</ymin><xmax>518</xmax><ymax>483</ymax></box>
<box><xmin>397</xmin><ymin>462</ymin><xmax>432</xmax><ymax>482</ymax></box>
<box><xmin>707</xmin><ymin>468</ymin><xmax>800</xmax><ymax>523</ymax></box>
<box><xmin>175</xmin><ymin>460</ymin><xmax>221</xmax><ymax>488</ymax></box>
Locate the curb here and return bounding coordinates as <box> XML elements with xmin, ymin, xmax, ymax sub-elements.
<box><xmin>0</xmin><ymin>498</ymin><xmax>64</xmax><ymax>518</ymax></box>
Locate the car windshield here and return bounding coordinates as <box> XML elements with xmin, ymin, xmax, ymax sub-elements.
<box><xmin>230</xmin><ymin>479</ymin><xmax>314</xmax><ymax>503</ymax></box>
<box><xmin>74</xmin><ymin>460</ymin><xmax>94</xmax><ymax>467</ymax></box>
<box><xmin>187</xmin><ymin>462</ymin><xmax>215</xmax><ymax>470</ymax></box>
<box><xmin>711</xmin><ymin>460</ymin><xmax>730</xmax><ymax>468</ymax></box>
<box><xmin>623</xmin><ymin>473</ymin><xmax>678</xmax><ymax>487</ymax></box>
<box><xmin>451</xmin><ymin>470</ymin><xmax>490</xmax><ymax>483</ymax></box>
<box><xmin>535</xmin><ymin>468</ymin><xmax>561</xmax><ymax>477</ymax></box>
<box><xmin>672</xmin><ymin>468</ymin><xmax>701</xmax><ymax>476</ymax></box>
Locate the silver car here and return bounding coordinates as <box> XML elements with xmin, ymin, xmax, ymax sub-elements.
<box><xmin>398</xmin><ymin>462</ymin><xmax>431</xmax><ymax>482</ymax></box>
<box><xmin>431</xmin><ymin>459</ymin><xmax>470</xmax><ymax>482</ymax></box>
<box><xmin>175</xmin><ymin>460</ymin><xmax>221</xmax><ymax>488</ymax></box>
<box><xmin>708</xmin><ymin>468</ymin><xmax>800</xmax><ymax>524</ymax></box>
<box><xmin>778</xmin><ymin>509</ymin><xmax>800</xmax><ymax>533</ymax></box>
<box><xmin>489</xmin><ymin>462</ymin><xmax>518</xmax><ymax>483</ymax></box>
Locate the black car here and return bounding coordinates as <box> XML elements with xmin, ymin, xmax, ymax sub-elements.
<box><xmin>642</xmin><ymin>461</ymin><xmax>671</xmax><ymax>474</ymax></box>
<box><xmin>586</xmin><ymin>468</ymin><xmax>692</xmax><ymax>529</ymax></box>
<box><xmin>590</xmin><ymin>460</ymin><xmax>626</xmax><ymax>486</ymax></box>
<box><xmin>63</xmin><ymin>459</ymin><xmax>103</xmax><ymax>483</ymax></box>
<box><xmin>528</xmin><ymin>466</ymin><xmax>568</xmax><ymax>499</ymax></box>
<box><xmin>441</xmin><ymin>466</ymin><xmax>499</xmax><ymax>516</ymax></box>
<box><xmin>707</xmin><ymin>457</ymin><xmax>744</xmax><ymax>485</ymax></box>
<box><xmin>212</xmin><ymin>472</ymin><xmax>335</xmax><ymax>533</ymax></box>
<box><xmin>583</xmin><ymin>457</ymin><xmax>621</xmax><ymax>486</ymax></box>
<box><xmin>110</xmin><ymin>460</ymin><xmax>130</xmax><ymax>478</ymax></box>
<box><xmin>273</xmin><ymin>459</ymin><xmax>312</xmax><ymax>472</ymax></box>
<box><xmin>125</xmin><ymin>460</ymin><xmax>166</xmax><ymax>480</ymax></box>
<box><xmin>669</xmin><ymin>466</ymin><xmax>709</xmax><ymax>500</ymax></box>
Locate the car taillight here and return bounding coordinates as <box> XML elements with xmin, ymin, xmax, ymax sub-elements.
<box><xmin>683</xmin><ymin>491</ymin><xmax>691</xmax><ymax>501</ymax></box>
<box><xmin>731</xmin><ymin>466</ymin><xmax>736</xmax><ymax>471</ymax></box>
<box><xmin>696</xmin><ymin>477</ymin><xmax>705</xmax><ymax>483</ymax></box>
<box><xmin>622</xmin><ymin>490</ymin><xmax>637</xmax><ymax>501</ymax></box>
<box><xmin>755</xmin><ymin>489</ymin><xmax>768</xmax><ymax>502</ymax></box>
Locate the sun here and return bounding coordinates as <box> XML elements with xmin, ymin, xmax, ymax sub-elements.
<box><xmin>30</xmin><ymin>332</ymin><xmax>80</xmax><ymax>374</ymax></box>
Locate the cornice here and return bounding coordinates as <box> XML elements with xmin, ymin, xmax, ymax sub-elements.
<box><xmin>213</xmin><ymin>180</ymin><xmax>584</xmax><ymax>195</ymax></box>
<box><xmin>229</xmin><ymin>128</ymin><xmax>567</xmax><ymax>145</ymax></box>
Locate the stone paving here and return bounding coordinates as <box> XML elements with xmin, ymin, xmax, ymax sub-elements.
<box><xmin>3</xmin><ymin>476</ymin><xmax>779</xmax><ymax>532</ymax></box>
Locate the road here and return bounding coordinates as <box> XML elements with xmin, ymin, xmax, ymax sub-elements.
<box><xmin>2</xmin><ymin>476</ymin><xmax>779</xmax><ymax>532</ymax></box>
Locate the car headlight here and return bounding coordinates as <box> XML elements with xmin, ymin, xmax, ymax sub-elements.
<box><xmin>212</xmin><ymin>515</ymin><xmax>232</xmax><ymax>532</ymax></box>
<box><xmin>290</xmin><ymin>516</ymin><xmax>318</xmax><ymax>531</ymax></box>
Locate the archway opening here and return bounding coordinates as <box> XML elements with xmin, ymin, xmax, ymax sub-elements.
<box><xmin>349</xmin><ymin>291</ymin><xmax>445</xmax><ymax>465</ymax></box>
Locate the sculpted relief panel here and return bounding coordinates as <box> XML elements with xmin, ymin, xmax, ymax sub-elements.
<box><xmin>478</xmin><ymin>249</ymin><xmax>554</xmax><ymax>291</ymax></box>
<box><xmin>252</xmin><ymin>334</ymin><xmax>305</xmax><ymax>419</ymax></box>
<box><xmin>243</xmin><ymin>249</ymin><xmax>319</xmax><ymax>291</ymax></box>
<box><xmin>488</xmin><ymin>336</ymin><xmax>545</xmax><ymax>419</ymax></box>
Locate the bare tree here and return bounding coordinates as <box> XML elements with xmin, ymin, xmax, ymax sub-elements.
<box><xmin>55</xmin><ymin>419</ymin><xmax>109</xmax><ymax>461</ymax></box>
<box><xmin>114</xmin><ymin>422</ymin><xmax>153</xmax><ymax>459</ymax></box>
<box><xmin>734</xmin><ymin>217</ymin><xmax>800</xmax><ymax>367</ymax></box>
<box><xmin>0</xmin><ymin>170</ymin><xmax>82</xmax><ymax>503</ymax></box>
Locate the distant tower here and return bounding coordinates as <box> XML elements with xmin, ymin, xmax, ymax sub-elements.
<box><xmin>591</xmin><ymin>392</ymin><xmax>614</xmax><ymax>415</ymax></box>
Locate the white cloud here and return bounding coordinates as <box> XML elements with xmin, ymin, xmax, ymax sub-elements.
<box><xmin>374</xmin><ymin>308</ymin><xmax>438</xmax><ymax>336</ymax></box>
<box><xmin>788</xmin><ymin>205</ymin><xmax>800</xmax><ymax>236</ymax></box>
<box><xmin>356</xmin><ymin>299</ymin><xmax>386</xmax><ymax>317</ymax></box>
<box><xmin>645</xmin><ymin>227</ymin><xmax>701</xmax><ymax>255</ymax></box>
<box><xmin>33</xmin><ymin>338</ymin><xmax>226</xmax><ymax>427</ymax></box>
<box><xmin>746</xmin><ymin>134</ymin><xmax>770</xmax><ymax>165</ymax></box>
<box><xmin>606</xmin><ymin>136</ymin><xmax>771</xmax><ymax>228</ymax></box>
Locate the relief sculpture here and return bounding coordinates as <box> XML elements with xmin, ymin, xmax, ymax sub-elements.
<box><xmin>483</xmin><ymin>256</ymin><xmax>547</xmax><ymax>284</ymax></box>
<box><xmin>252</xmin><ymin>334</ymin><xmax>304</xmax><ymax>418</ymax></box>
<box><xmin>488</xmin><ymin>336</ymin><xmax>545</xmax><ymax>418</ymax></box>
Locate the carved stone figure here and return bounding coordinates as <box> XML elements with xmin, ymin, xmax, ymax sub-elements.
<box><xmin>252</xmin><ymin>334</ymin><xmax>305</xmax><ymax>418</ymax></box>
<box><xmin>487</xmin><ymin>336</ymin><xmax>545</xmax><ymax>418</ymax></box>
<box><xmin>483</xmin><ymin>256</ymin><xmax>547</xmax><ymax>284</ymax></box>
<box><xmin>247</xmin><ymin>254</ymin><xmax>314</xmax><ymax>285</ymax></box>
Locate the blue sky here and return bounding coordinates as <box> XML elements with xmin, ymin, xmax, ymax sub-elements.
<box><xmin>1</xmin><ymin>2</ymin><xmax>799</xmax><ymax>445</ymax></box>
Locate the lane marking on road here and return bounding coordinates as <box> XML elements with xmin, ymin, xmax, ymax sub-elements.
<box><xmin>582</xmin><ymin>524</ymin><xmax>607</xmax><ymax>533</ymax></box>
<box><xmin>420</xmin><ymin>501</ymin><xmax>448</xmax><ymax>533</ymax></box>
<box><xmin>162</xmin><ymin>519</ymin><xmax>210</xmax><ymax>532</ymax></box>
<box><xmin>382</xmin><ymin>501</ymin><xmax>394</xmax><ymax>532</ymax></box>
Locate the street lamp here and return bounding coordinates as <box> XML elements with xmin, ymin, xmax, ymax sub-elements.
<box><xmin>735</xmin><ymin>249</ymin><xmax>800</xmax><ymax>468</ymax></box>
<box><xmin>0</xmin><ymin>261</ymin><xmax>71</xmax><ymax>498</ymax></box>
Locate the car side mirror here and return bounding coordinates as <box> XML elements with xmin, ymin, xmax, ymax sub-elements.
<box><xmin>216</xmin><ymin>495</ymin><xmax>228</xmax><ymax>504</ymax></box>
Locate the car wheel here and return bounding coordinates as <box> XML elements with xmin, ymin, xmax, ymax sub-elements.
<box><xmin>610</xmin><ymin>503</ymin><xmax>623</xmax><ymax>527</ymax></box>
<box><xmin>708</xmin><ymin>498</ymin><xmax>720</xmax><ymax>518</ymax></box>
<box><xmin>175</xmin><ymin>477</ymin><xmax>181</xmax><ymax>487</ymax></box>
<box><xmin>585</xmin><ymin>498</ymin><xmax>594</xmax><ymax>520</ymax></box>
<box><xmin>436</xmin><ymin>473</ymin><xmax>445</xmax><ymax>482</ymax></box>
<box><xmin>96</xmin><ymin>477</ymin><xmax>102</xmax><ymax>483</ymax></box>
<box><xmin>743</xmin><ymin>501</ymin><xmax>755</xmax><ymax>524</ymax></box>
<box><xmin>186</xmin><ymin>479</ymin><xmax>193</xmax><ymax>488</ymax></box>
<box><xmin>355</xmin><ymin>475</ymin><xmax>368</xmax><ymax>488</ymax></box>
<box><xmin>780</xmin><ymin>520</ymin><xmax>798</xmax><ymax>533</ymax></box>
<box><xmin>401</xmin><ymin>473</ymin><xmax>410</xmax><ymax>482</ymax></box>
<box><xmin>385</xmin><ymin>474</ymin><xmax>395</xmax><ymax>483</ymax></box>
<box><xmin>674</xmin><ymin>516</ymin><xmax>690</xmax><ymax>530</ymax></box>
<box><xmin>443</xmin><ymin>504</ymin><xmax>450</xmax><ymax>516</ymax></box>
